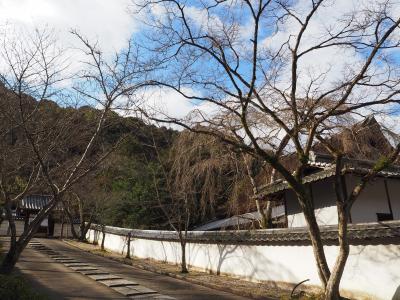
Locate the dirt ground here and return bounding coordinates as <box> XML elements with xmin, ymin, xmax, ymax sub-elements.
<box><xmin>64</xmin><ymin>239</ymin><xmax>320</xmax><ymax>300</ymax></box>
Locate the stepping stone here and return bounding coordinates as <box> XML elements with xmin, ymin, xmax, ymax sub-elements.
<box><xmin>152</xmin><ymin>296</ymin><xmax>176</xmax><ymax>300</ymax></box>
<box><xmin>70</xmin><ymin>266</ymin><xmax>98</xmax><ymax>271</ymax></box>
<box><xmin>113</xmin><ymin>286</ymin><xmax>157</xmax><ymax>297</ymax></box>
<box><xmin>114</xmin><ymin>286</ymin><xmax>158</xmax><ymax>297</ymax></box>
<box><xmin>129</xmin><ymin>296</ymin><xmax>156</xmax><ymax>300</ymax></box>
<box><xmin>66</xmin><ymin>263</ymin><xmax>93</xmax><ymax>268</ymax></box>
<box><xmin>64</xmin><ymin>263</ymin><xmax>92</xmax><ymax>267</ymax></box>
<box><xmin>129</xmin><ymin>295</ymin><xmax>160</xmax><ymax>299</ymax></box>
<box><xmin>99</xmin><ymin>279</ymin><xmax>138</xmax><ymax>287</ymax></box>
<box><xmin>134</xmin><ymin>286</ymin><xmax>158</xmax><ymax>294</ymax></box>
<box><xmin>88</xmin><ymin>274</ymin><xmax>122</xmax><ymax>281</ymax></box>
<box><xmin>54</xmin><ymin>259</ymin><xmax>75</xmax><ymax>262</ymax></box>
<box><xmin>80</xmin><ymin>270</ymin><xmax>109</xmax><ymax>275</ymax></box>
<box><xmin>130</xmin><ymin>295</ymin><xmax>175</xmax><ymax>300</ymax></box>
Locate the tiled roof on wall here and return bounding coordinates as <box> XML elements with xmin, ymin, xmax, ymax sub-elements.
<box><xmin>91</xmin><ymin>220</ymin><xmax>400</xmax><ymax>246</ymax></box>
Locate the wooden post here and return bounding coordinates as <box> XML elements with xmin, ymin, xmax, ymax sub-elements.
<box><xmin>24</xmin><ymin>212</ymin><xmax>30</xmax><ymax>232</ymax></box>
<box><xmin>341</xmin><ymin>175</ymin><xmax>352</xmax><ymax>223</ymax></box>
<box><xmin>283</xmin><ymin>193</ymin><xmax>288</xmax><ymax>228</ymax></box>
<box><xmin>60</xmin><ymin>213</ymin><xmax>65</xmax><ymax>239</ymax></box>
<box><xmin>66</xmin><ymin>215</ymin><xmax>69</xmax><ymax>238</ymax></box>
<box><xmin>384</xmin><ymin>180</ymin><xmax>394</xmax><ymax>218</ymax></box>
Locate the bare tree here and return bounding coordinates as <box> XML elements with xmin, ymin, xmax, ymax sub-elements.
<box><xmin>147</xmin><ymin>130</ymin><xmax>192</xmax><ymax>273</ymax></box>
<box><xmin>134</xmin><ymin>0</ymin><xmax>400</xmax><ymax>298</ymax></box>
<box><xmin>0</xmin><ymin>28</ymin><xmax>150</xmax><ymax>273</ymax></box>
<box><xmin>63</xmin><ymin>176</ymin><xmax>111</xmax><ymax>242</ymax></box>
<box><xmin>170</xmin><ymin>129</ymin><xmax>287</xmax><ymax>229</ymax></box>
<box><xmin>169</xmin><ymin>130</ymin><xmax>244</xmax><ymax>220</ymax></box>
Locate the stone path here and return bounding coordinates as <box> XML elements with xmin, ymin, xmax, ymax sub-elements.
<box><xmin>19</xmin><ymin>238</ymin><xmax>249</xmax><ymax>300</ymax></box>
<box><xmin>28</xmin><ymin>241</ymin><xmax>174</xmax><ymax>299</ymax></box>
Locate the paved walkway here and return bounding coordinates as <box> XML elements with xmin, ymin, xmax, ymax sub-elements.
<box><xmin>14</xmin><ymin>238</ymin><xmax>250</xmax><ymax>300</ymax></box>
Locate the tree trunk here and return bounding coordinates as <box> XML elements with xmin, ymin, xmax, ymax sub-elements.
<box><xmin>299</xmin><ymin>195</ymin><xmax>331</xmax><ymax>288</ymax></box>
<box><xmin>0</xmin><ymin>242</ymin><xmax>21</xmax><ymax>274</ymax></box>
<box><xmin>324</xmin><ymin>203</ymin><xmax>349</xmax><ymax>299</ymax></box>
<box><xmin>180</xmin><ymin>240</ymin><xmax>188</xmax><ymax>273</ymax></box>
<box><xmin>242</xmin><ymin>153</ymin><xmax>272</xmax><ymax>229</ymax></box>
<box><xmin>255</xmin><ymin>199</ymin><xmax>268</xmax><ymax>228</ymax></box>
<box><xmin>1</xmin><ymin>196</ymin><xmax>61</xmax><ymax>274</ymax></box>
<box><xmin>0</xmin><ymin>214</ymin><xmax>24</xmax><ymax>274</ymax></box>
<box><xmin>64</xmin><ymin>206</ymin><xmax>78</xmax><ymax>239</ymax></box>
<box><xmin>4</xmin><ymin>201</ymin><xmax>17</xmax><ymax>244</ymax></box>
<box><xmin>126</xmin><ymin>232</ymin><xmax>131</xmax><ymax>259</ymax></box>
<box><xmin>177</xmin><ymin>230</ymin><xmax>189</xmax><ymax>273</ymax></box>
<box><xmin>79</xmin><ymin>214</ymin><xmax>94</xmax><ymax>241</ymax></box>
<box><xmin>101</xmin><ymin>225</ymin><xmax>106</xmax><ymax>251</ymax></box>
<box><xmin>79</xmin><ymin>223</ymin><xmax>86</xmax><ymax>241</ymax></box>
<box><xmin>1</xmin><ymin>200</ymin><xmax>18</xmax><ymax>274</ymax></box>
<box><xmin>77</xmin><ymin>195</ymin><xmax>87</xmax><ymax>241</ymax></box>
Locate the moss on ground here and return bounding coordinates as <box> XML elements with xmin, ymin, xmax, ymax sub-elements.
<box><xmin>0</xmin><ymin>274</ymin><xmax>48</xmax><ymax>300</ymax></box>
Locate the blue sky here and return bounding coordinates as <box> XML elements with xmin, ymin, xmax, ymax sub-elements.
<box><xmin>0</xmin><ymin>0</ymin><xmax>400</xmax><ymax>130</ymax></box>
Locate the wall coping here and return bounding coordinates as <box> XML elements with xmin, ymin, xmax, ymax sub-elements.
<box><xmin>89</xmin><ymin>220</ymin><xmax>400</xmax><ymax>246</ymax></box>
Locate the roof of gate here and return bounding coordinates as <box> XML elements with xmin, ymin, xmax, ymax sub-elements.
<box><xmin>19</xmin><ymin>195</ymin><xmax>63</xmax><ymax>211</ymax></box>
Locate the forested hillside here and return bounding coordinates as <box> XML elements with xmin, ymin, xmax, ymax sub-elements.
<box><xmin>0</xmin><ymin>85</ymin><xmax>256</xmax><ymax>231</ymax></box>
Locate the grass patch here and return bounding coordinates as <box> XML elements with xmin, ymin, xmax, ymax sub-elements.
<box><xmin>0</xmin><ymin>274</ymin><xmax>48</xmax><ymax>300</ymax></box>
<box><xmin>0</xmin><ymin>241</ymin><xmax>48</xmax><ymax>300</ymax></box>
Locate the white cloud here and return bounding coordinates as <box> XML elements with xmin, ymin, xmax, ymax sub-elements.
<box><xmin>0</xmin><ymin>0</ymin><xmax>137</xmax><ymax>54</ymax></box>
<box><xmin>135</xmin><ymin>87</ymin><xmax>220</xmax><ymax>129</ymax></box>
<box><xmin>261</xmin><ymin>0</ymin><xmax>363</xmax><ymax>93</ymax></box>
<box><xmin>0</xmin><ymin>0</ymin><xmax>140</xmax><ymax>108</ymax></box>
<box><xmin>261</xmin><ymin>0</ymin><xmax>399</xmax><ymax>96</ymax></box>
<box><xmin>143</xmin><ymin>87</ymin><xmax>198</xmax><ymax>119</ymax></box>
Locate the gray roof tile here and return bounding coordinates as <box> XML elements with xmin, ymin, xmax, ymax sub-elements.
<box><xmin>92</xmin><ymin>220</ymin><xmax>400</xmax><ymax>245</ymax></box>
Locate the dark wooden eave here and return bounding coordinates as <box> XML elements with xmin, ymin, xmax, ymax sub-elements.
<box><xmin>254</xmin><ymin>152</ymin><xmax>400</xmax><ymax>199</ymax></box>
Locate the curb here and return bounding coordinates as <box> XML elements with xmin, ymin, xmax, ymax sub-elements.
<box><xmin>62</xmin><ymin>239</ymin><xmax>274</xmax><ymax>300</ymax></box>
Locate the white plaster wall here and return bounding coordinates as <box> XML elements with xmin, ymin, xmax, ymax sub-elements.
<box><xmin>286</xmin><ymin>178</ymin><xmax>338</xmax><ymax>227</ymax></box>
<box><xmin>349</xmin><ymin>176</ymin><xmax>392</xmax><ymax>223</ymax></box>
<box><xmin>286</xmin><ymin>175</ymin><xmax>400</xmax><ymax>227</ymax></box>
<box><xmin>285</xmin><ymin>189</ymin><xmax>305</xmax><ymax>227</ymax></box>
<box><xmin>87</xmin><ymin>228</ymin><xmax>400</xmax><ymax>300</ymax></box>
<box><xmin>288</xmin><ymin>206</ymin><xmax>338</xmax><ymax>228</ymax></box>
